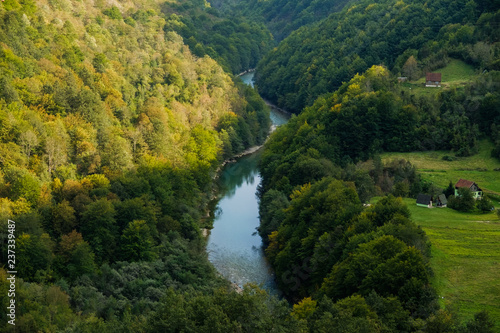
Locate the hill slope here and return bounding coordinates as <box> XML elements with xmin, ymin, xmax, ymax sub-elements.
<box><xmin>0</xmin><ymin>0</ymin><xmax>277</xmax><ymax>331</ymax></box>
<box><xmin>210</xmin><ymin>0</ymin><xmax>354</xmax><ymax>41</ymax></box>
<box><xmin>255</xmin><ymin>0</ymin><xmax>500</xmax><ymax>113</ymax></box>
<box><xmin>404</xmin><ymin>198</ymin><xmax>500</xmax><ymax>324</ymax></box>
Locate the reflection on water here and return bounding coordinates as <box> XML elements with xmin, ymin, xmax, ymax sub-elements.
<box><xmin>207</xmin><ymin>152</ymin><xmax>279</xmax><ymax>295</ymax></box>
<box><xmin>207</xmin><ymin>71</ymin><xmax>288</xmax><ymax>296</ymax></box>
<box><xmin>218</xmin><ymin>149</ymin><xmax>261</xmax><ymax>199</ymax></box>
<box><xmin>240</xmin><ymin>72</ymin><xmax>289</xmax><ymax>127</ymax></box>
<box><xmin>240</xmin><ymin>71</ymin><xmax>255</xmax><ymax>87</ymax></box>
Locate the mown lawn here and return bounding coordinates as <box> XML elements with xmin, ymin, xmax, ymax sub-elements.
<box><xmin>404</xmin><ymin>199</ymin><xmax>500</xmax><ymax>327</ymax></box>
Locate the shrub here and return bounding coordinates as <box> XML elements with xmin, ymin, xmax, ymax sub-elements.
<box><xmin>448</xmin><ymin>188</ymin><xmax>475</xmax><ymax>212</ymax></box>
<box><xmin>103</xmin><ymin>6</ymin><xmax>122</xmax><ymax>20</ymax></box>
<box><xmin>476</xmin><ymin>195</ymin><xmax>493</xmax><ymax>213</ymax></box>
<box><xmin>124</xmin><ymin>17</ymin><xmax>136</xmax><ymax>27</ymax></box>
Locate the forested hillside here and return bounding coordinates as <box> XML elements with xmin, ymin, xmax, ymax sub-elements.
<box><xmin>254</xmin><ymin>0</ymin><xmax>500</xmax><ymax>329</ymax></box>
<box><xmin>161</xmin><ymin>0</ymin><xmax>274</xmax><ymax>74</ymax></box>
<box><xmin>209</xmin><ymin>0</ymin><xmax>353</xmax><ymax>41</ymax></box>
<box><xmin>255</xmin><ymin>0</ymin><xmax>500</xmax><ymax>112</ymax></box>
<box><xmin>257</xmin><ymin>66</ymin><xmax>499</xmax><ymax>332</ymax></box>
<box><xmin>0</xmin><ymin>0</ymin><xmax>499</xmax><ymax>331</ymax></box>
<box><xmin>0</xmin><ymin>0</ymin><xmax>278</xmax><ymax>331</ymax></box>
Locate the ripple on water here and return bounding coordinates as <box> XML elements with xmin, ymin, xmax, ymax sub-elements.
<box><xmin>207</xmin><ymin>242</ymin><xmax>278</xmax><ymax>293</ymax></box>
<box><xmin>207</xmin><ymin>71</ymin><xmax>287</xmax><ymax>297</ymax></box>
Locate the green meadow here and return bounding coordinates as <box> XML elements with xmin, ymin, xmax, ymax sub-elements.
<box><xmin>382</xmin><ymin>140</ymin><xmax>500</xmax><ymax>196</ymax></box>
<box><xmin>416</xmin><ymin>59</ymin><xmax>477</xmax><ymax>86</ymax></box>
<box><xmin>379</xmin><ymin>141</ymin><xmax>500</xmax><ymax>326</ymax></box>
<box><xmin>405</xmin><ymin>199</ymin><xmax>500</xmax><ymax>326</ymax></box>
<box><xmin>400</xmin><ymin>59</ymin><xmax>477</xmax><ymax>97</ymax></box>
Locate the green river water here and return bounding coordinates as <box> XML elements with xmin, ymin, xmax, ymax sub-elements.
<box><xmin>206</xmin><ymin>72</ymin><xmax>288</xmax><ymax>295</ymax></box>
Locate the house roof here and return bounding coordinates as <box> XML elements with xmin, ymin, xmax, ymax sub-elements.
<box><xmin>416</xmin><ymin>194</ymin><xmax>432</xmax><ymax>205</ymax></box>
<box><xmin>426</xmin><ymin>72</ymin><xmax>442</xmax><ymax>81</ymax></box>
<box><xmin>455</xmin><ymin>179</ymin><xmax>475</xmax><ymax>189</ymax></box>
<box><xmin>438</xmin><ymin>194</ymin><xmax>447</xmax><ymax>204</ymax></box>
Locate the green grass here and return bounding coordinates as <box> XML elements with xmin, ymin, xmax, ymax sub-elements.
<box><xmin>400</xmin><ymin>81</ymin><xmax>437</xmax><ymax>97</ymax></box>
<box><xmin>377</xmin><ymin>139</ymin><xmax>500</xmax><ymax>326</ymax></box>
<box><xmin>384</xmin><ymin>58</ymin><xmax>498</xmax><ymax>325</ymax></box>
<box><xmin>382</xmin><ymin>140</ymin><xmax>500</xmax><ymax>196</ymax></box>
<box><xmin>400</xmin><ymin>59</ymin><xmax>477</xmax><ymax>97</ymax></box>
<box><xmin>404</xmin><ymin>199</ymin><xmax>500</xmax><ymax>327</ymax></box>
<box><xmin>415</xmin><ymin>59</ymin><xmax>476</xmax><ymax>86</ymax></box>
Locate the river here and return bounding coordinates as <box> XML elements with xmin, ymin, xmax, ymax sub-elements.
<box><xmin>206</xmin><ymin>72</ymin><xmax>288</xmax><ymax>295</ymax></box>
<box><xmin>240</xmin><ymin>72</ymin><xmax>289</xmax><ymax>126</ymax></box>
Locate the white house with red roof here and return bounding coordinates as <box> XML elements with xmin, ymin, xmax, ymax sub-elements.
<box><xmin>454</xmin><ymin>179</ymin><xmax>483</xmax><ymax>199</ymax></box>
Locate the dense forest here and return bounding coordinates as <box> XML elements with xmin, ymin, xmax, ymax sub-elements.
<box><xmin>252</xmin><ymin>0</ymin><xmax>500</xmax><ymax>330</ymax></box>
<box><xmin>0</xmin><ymin>0</ymin><xmax>499</xmax><ymax>331</ymax></box>
<box><xmin>209</xmin><ymin>0</ymin><xmax>353</xmax><ymax>41</ymax></box>
<box><xmin>0</xmin><ymin>0</ymin><xmax>277</xmax><ymax>331</ymax></box>
<box><xmin>160</xmin><ymin>0</ymin><xmax>274</xmax><ymax>74</ymax></box>
<box><xmin>255</xmin><ymin>0</ymin><xmax>500</xmax><ymax>112</ymax></box>
<box><xmin>259</xmin><ymin>66</ymin><xmax>499</xmax><ymax>170</ymax></box>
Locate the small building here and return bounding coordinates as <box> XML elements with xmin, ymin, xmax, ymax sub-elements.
<box><xmin>416</xmin><ymin>194</ymin><xmax>433</xmax><ymax>208</ymax></box>
<box><xmin>398</xmin><ymin>77</ymin><xmax>408</xmax><ymax>83</ymax></box>
<box><xmin>436</xmin><ymin>194</ymin><xmax>448</xmax><ymax>207</ymax></box>
<box><xmin>425</xmin><ymin>73</ymin><xmax>442</xmax><ymax>87</ymax></box>
<box><xmin>455</xmin><ymin>179</ymin><xmax>483</xmax><ymax>199</ymax></box>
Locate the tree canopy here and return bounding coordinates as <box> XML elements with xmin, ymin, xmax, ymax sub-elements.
<box><xmin>255</xmin><ymin>0</ymin><xmax>500</xmax><ymax>112</ymax></box>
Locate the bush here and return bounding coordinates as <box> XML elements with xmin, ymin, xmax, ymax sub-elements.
<box><xmin>124</xmin><ymin>17</ymin><xmax>136</xmax><ymax>27</ymax></box>
<box><xmin>103</xmin><ymin>6</ymin><xmax>122</xmax><ymax>20</ymax></box>
<box><xmin>443</xmin><ymin>181</ymin><xmax>455</xmax><ymax>198</ymax></box>
<box><xmin>448</xmin><ymin>188</ymin><xmax>475</xmax><ymax>212</ymax></box>
<box><xmin>460</xmin><ymin>311</ymin><xmax>495</xmax><ymax>333</ymax></box>
<box><xmin>93</xmin><ymin>53</ymin><xmax>108</xmax><ymax>73</ymax></box>
<box><xmin>476</xmin><ymin>195</ymin><xmax>493</xmax><ymax>213</ymax></box>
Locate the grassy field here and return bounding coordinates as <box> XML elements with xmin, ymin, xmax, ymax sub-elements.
<box><xmin>382</xmin><ymin>140</ymin><xmax>500</xmax><ymax>196</ymax></box>
<box><xmin>400</xmin><ymin>59</ymin><xmax>477</xmax><ymax>97</ymax></box>
<box><xmin>378</xmin><ymin>141</ymin><xmax>500</xmax><ymax>326</ymax></box>
<box><xmin>405</xmin><ymin>199</ymin><xmax>500</xmax><ymax>326</ymax></box>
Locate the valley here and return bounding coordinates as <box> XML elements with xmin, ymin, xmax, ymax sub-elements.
<box><xmin>0</xmin><ymin>0</ymin><xmax>498</xmax><ymax>331</ymax></box>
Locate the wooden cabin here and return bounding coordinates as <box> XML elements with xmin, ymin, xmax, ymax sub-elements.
<box><xmin>416</xmin><ymin>194</ymin><xmax>433</xmax><ymax>208</ymax></box>
<box><xmin>436</xmin><ymin>194</ymin><xmax>448</xmax><ymax>207</ymax></box>
<box><xmin>425</xmin><ymin>73</ymin><xmax>441</xmax><ymax>87</ymax></box>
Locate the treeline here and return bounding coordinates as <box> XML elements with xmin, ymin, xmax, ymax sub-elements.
<box><xmin>255</xmin><ymin>0</ymin><xmax>500</xmax><ymax>112</ymax></box>
<box><xmin>161</xmin><ymin>0</ymin><xmax>273</xmax><ymax>74</ymax></box>
<box><xmin>0</xmin><ymin>0</ymin><xmax>272</xmax><ymax>330</ymax></box>
<box><xmin>260</xmin><ymin>66</ymin><xmax>500</xmax><ymax>193</ymax></box>
<box><xmin>263</xmin><ymin>186</ymin><xmax>441</xmax><ymax>331</ymax></box>
<box><xmin>256</xmin><ymin>66</ymin><xmax>497</xmax><ymax>331</ymax></box>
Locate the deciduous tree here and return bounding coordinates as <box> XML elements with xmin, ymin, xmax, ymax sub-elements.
<box><xmin>19</xmin><ymin>130</ymin><xmax>38</xmax><ymax>164</ymax></box>
<box><xmin>402</xmin><ymin>56</ymin><xmax>419</xmax><ymax>81</ymax></box>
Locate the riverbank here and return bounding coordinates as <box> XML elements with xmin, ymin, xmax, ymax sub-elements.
<box><xmin>237</xmin><ymin>68</ymin><xmax>256</xmax><ymax>76</ymax></box>
<box><xmin>217</xmin><ymin>145</ymin><xmax>264</xmax><ymax>172</ymax></box>
<box><xmin>213</xmin><ymin>118</ymin><xmax>283</xmax><ymax>182</ymax></box>
<box><xmin>263</xmin><ymin>98</ymin><xmax>294</xmax><ymax>117</ymax></box>
<box><xmin>203</xmin><ymin>70</ymin><xmax>288</xmax><ymax>297</ymax></box>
